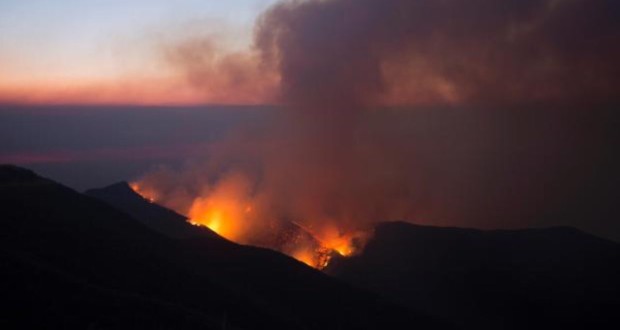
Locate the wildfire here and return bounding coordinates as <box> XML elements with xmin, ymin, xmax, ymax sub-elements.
<box><xmin>325</xmin><ymin>237</ymin><xmax>355</xmax><ymax>257</ymax></box>
<box><xmin>187</xmin><ymin>197</ymin><xmax>252</xmax><ymax>243</ymax></box>
<box><xmin>128</xmin><ymin>182</ymin><xmax>365</xmax><ymax>269</ymax></box>
<box><xmin>292</xmin><ymin>249</ymin><xmax>317</xmax><ymax>267</ymax></box>
<box><xmin>292</xmin><ymin>221</ymin><xmax>359</xmax><ymax>258</ymax></box>
<box><xmin>129</xmin><ymin>182</ymin><xmax>156</xmax><ymax>203</ymax></box>
<box><xmin>291</xmin><ymin>246</ymin><xmax>332</xmax><ymax>269</ymax></box>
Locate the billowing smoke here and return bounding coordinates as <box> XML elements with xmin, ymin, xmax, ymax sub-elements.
<box><xmin>257</xmin><ymin>0</ymin><xmax>620</xmax><ymax>106</ymax></box>
<box><xmin>164</xmin><ymin>35</ymin><xmax>279</xmax><ymax>105</ymax></box>
<box><xmin>135</xmin><ymin>0</ymin><xmax>620</xmax><ymax>265</ymax></box>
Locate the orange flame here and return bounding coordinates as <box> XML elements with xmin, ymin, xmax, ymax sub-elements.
<box><xmin>292</xmin><ymin>249</ymin><xmax>317</xmax><ymax>267</ymax></box>
<box><xmin>129</xmin><ymin>182</ymin><xmax>365</xmax><ymax>269</ymax></box>
<box><xmin>187</xmin><ymin>197</ymin><xmax>253</xmax><ymax>243</ymax></box>
<box><xmin>292</xmin><ymin>222</ymin><xmax>361</xmax><ymax>257</ymax></box>
<box><xmin>129</xmin><ymin>182</ymin><xmax>156</xmax><ymax>203</ymax></box>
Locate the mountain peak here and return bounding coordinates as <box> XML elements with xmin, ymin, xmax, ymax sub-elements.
<box><xmin>85</xmin><ymin>181</ymin><xmax>137</xmax><ymax>198</ymax></box>
<box><xmin>85</xmin><ymin>181</ymin><xmax>226</xmax><ymax>240</ymax></box>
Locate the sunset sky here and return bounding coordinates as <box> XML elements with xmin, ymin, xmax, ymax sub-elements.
<box><xmin>0</xmin><ymin>0</ymin><xmax>278</xmax><ymax>105</ymax></box>
<box><xmin>2</xmin><ymin>0</ymin><xmax>618</xmax><ymax>106</ymax></box>
<box><xmin>1</xmin><ymin>0</ymin><xmax>619</xmax><ymax>240</ymax></box>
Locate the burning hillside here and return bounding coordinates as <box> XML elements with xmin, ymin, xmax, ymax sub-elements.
<box><xmin>128</xmin><ymin>0</ymin><xmax>620</xmax><ymax>266</ymax></box>
<box><xmin>130</xmin><ymin>181</ymin><xmax>364</xmax><ymax>268</ymax></box>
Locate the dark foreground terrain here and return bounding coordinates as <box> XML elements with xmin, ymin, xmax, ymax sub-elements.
<box><xmin>327</xmin><ymin>222</ymin><xmax>620</xmax><ymax>329</ymax></box>
<box><xmin>0</xmin><ymin>165</ymin><xmax>443</xmax><ymax>329</ymax></box>
<box><xmin>90</xmin><ymin>177</ymin><xmax>620</xmax><ymax>329</ymax></box>
<box><xmin>3</xmin><ymin>164</ymin><xmax>619</xmax><ymax>329</ymax></box>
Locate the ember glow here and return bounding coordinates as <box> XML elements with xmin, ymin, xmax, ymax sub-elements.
<box><xmin>129</xmin><ymin>183</ymin><xmax>156</xmax><ymax>203</ymax></box>
<box><xmin>188</xmin><ymin>197</ymin><xmax>250</xmax><ymax>243</ymax></box>
<box><xmin>130</xmin><ymin>180</ymin><xmax>364</xmax><ymax>269</ymax></box>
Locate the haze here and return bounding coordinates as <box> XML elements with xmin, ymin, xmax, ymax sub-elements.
<box><xmin>1</xmin><ymin>0</ymin><xmax>619</xmax><ymax>242</ymax></box>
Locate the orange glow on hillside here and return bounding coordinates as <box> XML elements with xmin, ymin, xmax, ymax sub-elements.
<box><xmin>129</xmin><ymin>182</ymin><xmax>157</xmax><ymax>203</ymax></box>
<box><xmin>290</xmin><ymin>246</ymin><xmax>329</xmax><ymax>269</ymax></box>
<box><xmin>315</xmin><ymin>225</ymin><xmax>359</xmax><ymax>257</ymax></box>
<box><xmin>188</xmin><ymin>197</ymin><xmax>252</xmax><ymax>242</ymax></box>
<box><xmin>292</xmin><ymin>222</ymin><xmax>363</xmax><ymax>258</ymax></box>
<box><xmin>129</xmin><ymin>181</ymin><xmax>367</xmax><ymax>269</ymax></box>
<box><xmin>292</xmin><ymin>249</ymin><xmax>317</xmax><ymax>267</ymax></box>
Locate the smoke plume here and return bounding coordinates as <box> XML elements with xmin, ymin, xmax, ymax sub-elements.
<box><xmin>257</xmin><ymin>0</ymin><xmax>620</xmax><ymax>106</ymax></box>
<box><xmin>164</xmin><ymin>36</ymin><xmax>279</xmax><ymax>104</ymax></box>
<box><xmin>136</xmin><ymin>0</ymin><xmax>620</xmax><ymax>263</ymax></box>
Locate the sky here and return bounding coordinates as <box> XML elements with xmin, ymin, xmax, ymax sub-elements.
<box><xmin>0</xmin><ymin>0</ymin><xmax>619</xmax><ymax>241</ymax></box>
<box><xmin>0</xmin><ymin>0</ymin><xmax>278</xmax><ymax>104</ymax></box>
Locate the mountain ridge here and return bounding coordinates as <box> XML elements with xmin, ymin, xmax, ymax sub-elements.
<box><xmin>1</xmin><ymin>165</ymin><xmax>443</xmax><ymax>329</ymax></box>
<box><xmin>327</xmin><ymin>220</ymin><xmax>620</xmax><ymax>329</ymax></box>
<box><xmin>85</xmin><ymin>181</ymin><xmax>222</xmax><ymax>240</ymax></box>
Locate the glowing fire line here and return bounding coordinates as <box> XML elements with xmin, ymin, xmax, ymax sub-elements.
<box><xmin>290</xmin><ymin>221</ymin><xmax>355</xmax><ymax>257</ymax></box>
<box><xmin>129</xmin><ymin>181</ymin><xmax>362</xmax><ymax>269</ymax></box>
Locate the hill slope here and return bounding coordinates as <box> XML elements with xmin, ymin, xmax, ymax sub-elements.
<box><xmin>85</xmin><ymin>181</ymin><xmax>219</xmax><ymax>239</ymax></box>
<box><xmin>327</xmin><ymin>221</ymin><xmax>620</xmax><ymax>329</ymax></box>
<box><xmin>0</xmin><ymin>165</ymin><xmax>445</xmax><ymax>330</ymax></box>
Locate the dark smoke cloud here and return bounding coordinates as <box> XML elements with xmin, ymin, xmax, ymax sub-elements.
<box><xmin>136</xmin><ymin>0</ymin><xmax>620</xmax><ymax>249</ymax></box>
<box><xmin>246</xmin><ymin>0</ymin><xmax>620</xmax><ymax>230</ymax></box>
<box><xmin>256</xmin><ymin>0</ymin><xmax>620</xmax><ymax>106</ymax></box>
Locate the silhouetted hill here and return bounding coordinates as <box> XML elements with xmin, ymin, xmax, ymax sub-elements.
<box><xmin>86</xmin><ymin>182</ymin><xmax>337</xmax><ymax>260</ymax></box>
<box><xmin>0</xmin><ymin>166</ymin><xmax>446</xmax><ymax>329</ymax></box>
<box><xmin>327</xmin><ymin>221</ymin><xmax>620</xmax><ymax>329</ymax></box>
<box><xmin>85</xmin><ymin>182</ymin><xmax>220</xmax><ymax>239</ymax></box>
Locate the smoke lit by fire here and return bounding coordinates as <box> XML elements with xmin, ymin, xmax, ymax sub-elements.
<box><xmin>129</xmin><ymin>178</ymin><xmax>363</xmax><ymax>269</ymax></box>
<box><xmin>129</xmin><ymin>183</ymin><xmax>156</xmax><ymax>203</ymax></box>
<box><xmin>128</xmin><ymin>0</ymin><xmax>620</xmax><ymax>267</ymax></box>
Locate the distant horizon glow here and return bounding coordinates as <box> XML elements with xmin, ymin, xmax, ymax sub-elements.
<box><xmin>0</xmin><ymin>0</ymin><xmax>279</xmax><ymax>105</ymax></box>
